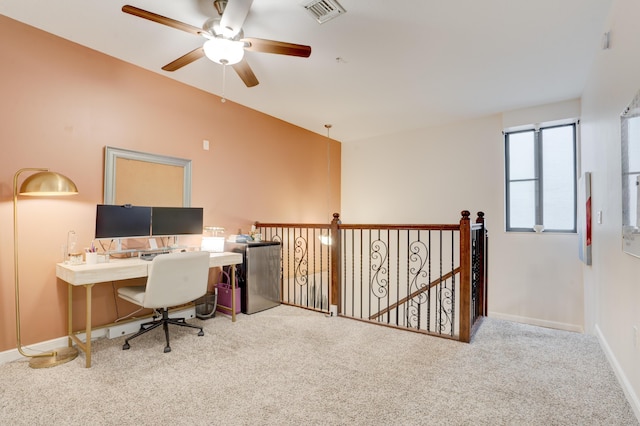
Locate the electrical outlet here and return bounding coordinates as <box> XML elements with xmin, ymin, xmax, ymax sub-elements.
<box><xmin>203</xmin><ymin>139</ymin><xmax>210</xmax><ymax>150</ymax></box>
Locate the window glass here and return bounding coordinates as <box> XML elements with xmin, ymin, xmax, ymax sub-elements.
<box><xmin>542</xmin><ymin>126</ymin><xmax>575</xmax><ymax>230</ymax></box>
<box><xmin>508</xmin><ymin>131</ymin><xmax>535</xmax><ymax>180</ymax></box>
<box><xmin>628</xmin><ymin>117</ymin><xmax>640</xmax><ymax>172</ymax></box>
<box><xmin>509</xmin><ymin>181</ymin><xmax>536</xmax><ymax>228</ymax></box>
<box><xmin>505</xmin><ymin>123</ymin><xmax>576</xmax><ymax>232</ymax></box>
<box><xmin>625</xmin><ymin>174</ymin><xmax>638</xmax><ymax>227</ymax></box>
<box><xmin>623</xmin><ymin>116</ymin><xmax>640</xmax><ymax>231</ymax></box>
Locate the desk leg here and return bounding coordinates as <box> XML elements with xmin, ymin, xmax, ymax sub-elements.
<box><xmin>67</xmin><ymin>283</ymin><xmax>73</xmax><ymax>348</ymax></box>
<box><xmin>84</xmin><ymin>284</ymin><xmax>93</xmax><ymax>367</ymax></box>
<box><xmin>231</xmin><ymin>265</ymin><xmax>237</xmax><ymax>323</ymax></box>
<box><xmin>69</xmin><ymin>283</ymin><xmax>94</xmax><ymax>368</ymax></box>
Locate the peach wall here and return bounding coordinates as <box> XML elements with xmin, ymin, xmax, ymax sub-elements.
<box><xmin>0</xmin><ymin>15</ymin><xmax>340</xmax><ymax>352</ymax></box>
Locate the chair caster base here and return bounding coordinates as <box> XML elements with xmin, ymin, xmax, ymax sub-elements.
<box><xmin>164</xmin><ymin>346</ymin><xmax>171</xmax><ymax>353</ymax></box>
<box><xmin>123</xmin><ymin>343</ymin><xmax>130</xmax><ymax>350</ymax></box>
<box><xmin>198</xmin><ymin>330</ymin><xmax>204</xmax><ymax>336</ymax></box>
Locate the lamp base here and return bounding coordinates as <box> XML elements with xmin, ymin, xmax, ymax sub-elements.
<box><xmin>28</xmin><ymin>347</ymin><xmax>78</xmax><ymax>369</ymax></box>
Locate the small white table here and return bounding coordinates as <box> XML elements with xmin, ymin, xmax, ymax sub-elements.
<box><xmin>56</xmin><ymin>252</ymin><xmax>242</xmax><ymax>367</ymax></box>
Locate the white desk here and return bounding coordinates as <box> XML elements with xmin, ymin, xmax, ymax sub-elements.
<box><xmin>56</xmin><ymin>251</ymin><xmax>242</xmax><ymax>367</ymax></box>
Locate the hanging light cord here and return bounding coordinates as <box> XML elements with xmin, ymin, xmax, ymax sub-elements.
<box><xmin>325</xmin><ymin>124</ymin><xmax>332</xmax><ymax>219</ymax></box>
<box><xmin>221</xmin><ymin>61</ymin><xmax>228</xmax><ymax>103</ymax></box>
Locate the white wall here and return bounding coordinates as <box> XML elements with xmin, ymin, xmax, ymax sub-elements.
<box><xmin>580</xmin><ymin>0</ymin><xmax>640</xmax><ymax>415</ymax></box>
<box><xmin>342</xmin><ymin>111</ymin><xmax>584</xmax><ymax>332</ymax></box>
<box><xmin>342</xmin><ymin>0</ymin><xmax>640</xmax><ymax>416</ymax></box>
<box><xmin>342</xmin><ymin>115</ymin><xmax>502</xmax><ymax>224</ymax></box>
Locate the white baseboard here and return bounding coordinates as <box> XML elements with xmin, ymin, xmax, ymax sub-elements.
<box><xmin>0</xmin><ymin>307</ymin><xmax>196</xmax><ymax>366</ymax></box>
<box><xmin>595</xmin><ymin>324</ymin><xmax>640</xmax><ymax>422</ymax></box>
<box><xmin>487</xmin><ymin>311</ymin><xmax>584</xmax><ymax>333</ymax></box>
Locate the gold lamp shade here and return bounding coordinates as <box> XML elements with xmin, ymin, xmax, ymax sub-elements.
<box><xmin>19</xmin><ymin>171</ymin><xmax>78</xmax><ymax>196</ymax></box>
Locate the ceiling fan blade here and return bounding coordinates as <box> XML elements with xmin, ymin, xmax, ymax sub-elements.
<box><xmin>122</xmin><ymin>5</ymin><xmax>204</xmax><ymax>37</ymax></box>
<box><xmin>241</xmin><ymin>38</ymin><xmax>312</xmax><ymax>58</ymax></box>
<box><xmin>162</xmin><ymin>47</ymin><xmax>205</xmax><ymax>72</ymax></box>
<box><xmin>231</xmin><ymin>59</ymin><xmax>259</xmax><ymax>87</ymax></box>
<box><xmin>220</xmin><ymin>0</ymin><xmax>254</xmax><ymax>37</ymax></box>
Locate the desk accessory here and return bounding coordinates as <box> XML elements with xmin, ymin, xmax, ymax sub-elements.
<box><xmin>66</xmin><ymin>230</ymin><xmax>77</xmax><ymax>263</ymax></box>
<box><xmin>13</xmin><ymin>168</ymin><xmax>79</xmax><ymax>368</ymax></box>
<box><xmin>215</xmin><ymin>269</ymin><xmax>241</xmax><ymax>315</ymax></box>
<box><xmin>201</xmin><ymin>226</ymin><xmax>225</xmax><ymax>252</ymax></box>
<box><xmin>85</xmin><ymin>252</ymin><xmax>98</xmax><ymax>265</ymax></box>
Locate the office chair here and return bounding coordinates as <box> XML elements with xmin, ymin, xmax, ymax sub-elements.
<box><xmin>117</xmin><ymin>251</ymin><xmax>210</xmax><ymax>353</ymax></box>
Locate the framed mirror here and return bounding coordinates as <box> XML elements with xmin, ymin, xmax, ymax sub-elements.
<box><xmin>104</xmin><ymin>146</ymin><xmax>192</xmax><ymax>207</ymax></box>
<box><xmin>621</xmin><ymin>90</ymin><xmax>640</xmax><ymax>257</ymax></box>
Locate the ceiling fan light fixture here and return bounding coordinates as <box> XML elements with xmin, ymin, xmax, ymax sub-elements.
<box><xmin>203</xmin><ymin>38</ymin><xmax>245</xmax><ymax>65</ymax></box>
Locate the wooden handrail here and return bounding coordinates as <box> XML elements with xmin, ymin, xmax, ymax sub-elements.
<box><xmin>339</xmin><ymin>224</ymin><xmax>460</xmax><ymax>231</ymax></box>
<box><xmin>256</xmin><ymin>218</ymin><xmax>460</xmax><ymax>232</ymax></box>
<box><xmin>254</xmin><ymin>221</ymin><xmax>329</xmax><ymax>229</ymax></box>
<box><xmin>368</xmin><ymin>267</ymin><xmax>461</xmax><ymax>321</ymax></box>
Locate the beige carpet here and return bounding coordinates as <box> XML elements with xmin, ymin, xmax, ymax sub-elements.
<box><xmin>0</xmin><ymin>305</ymin><xmax>637</xmax><ymax>425</ymax></box>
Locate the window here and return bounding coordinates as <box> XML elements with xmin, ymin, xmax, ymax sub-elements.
<box><xmin>504</xmin><ymin>123</ymin><xmax>577</xmax><ymax>232</ymax></box>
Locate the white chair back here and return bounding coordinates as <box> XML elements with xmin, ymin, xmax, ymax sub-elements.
<box><xmin>143</xmin><ymin>251</ymin><xmax>210</xmax><ymax>309</ymax></box>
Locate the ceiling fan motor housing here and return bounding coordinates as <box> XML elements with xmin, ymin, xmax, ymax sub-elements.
<box><xmin>203</xmin><ymin>17</ymin><xmax>244</xmax><ymax>41</ymax></box>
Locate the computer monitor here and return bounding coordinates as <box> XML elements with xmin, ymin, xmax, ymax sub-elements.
<box><xmin>95</xmin><ymin>204</ymin><xmax>152</xmax><ymax>239</ymax></box>
<box><xmin>151</xmin><ymin>207</ymin><xmax>204</xmax><ymax>236</ymax></box>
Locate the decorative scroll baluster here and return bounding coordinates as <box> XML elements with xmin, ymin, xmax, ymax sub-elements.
<box><xmin>407</xmin><ymin>239</ymin><xmax>429</xmax><ymax>329</ymax></box>
<box><xmin>370</xmin><ymin>238</ymin><xmax>389</xmax><ymax>298</ymax></box>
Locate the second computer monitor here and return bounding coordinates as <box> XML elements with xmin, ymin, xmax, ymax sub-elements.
<box><xmin>151</xmin><ymin>207</ymin><xmax>203</xmax><ymax>236</ymax></box>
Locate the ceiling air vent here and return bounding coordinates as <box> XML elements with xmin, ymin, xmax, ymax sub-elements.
<box><xmin>303</xmin><ymin>0</ymin><xmax>346</xmax><ymax>24</ymax></box>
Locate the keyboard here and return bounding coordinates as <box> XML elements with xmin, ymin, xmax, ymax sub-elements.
<box><xmin>140</xmin><ymin>251</ymin><xmax>170</xmax><ymax>261</ymax></box>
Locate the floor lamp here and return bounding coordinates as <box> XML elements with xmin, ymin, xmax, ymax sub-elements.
<box><xmin>13</xmin><ymin>168</ymin><xmax>79</xmax><ymax>368</ymax></box>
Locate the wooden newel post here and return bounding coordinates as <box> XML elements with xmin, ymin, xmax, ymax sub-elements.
<box><xmin>330</xmin><ymin>213</ymin><xmax>341</xmax><ymax>315</ymax></box>
<box><xmin>459</xmin><ymin>210</ymin><xmax>471</xmax><ymax>343</ymax></box>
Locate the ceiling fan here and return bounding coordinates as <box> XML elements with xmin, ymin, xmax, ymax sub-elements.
<box><xmin>122</xmin><ymin>0</ymin><xmax>312</xmax><ymax>88</ymax></box>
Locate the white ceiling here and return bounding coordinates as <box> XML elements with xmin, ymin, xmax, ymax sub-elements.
<box><xmin>0</xmin><ymin>0</ymin><xmax>612</xmax><ymax>142</ymax></box>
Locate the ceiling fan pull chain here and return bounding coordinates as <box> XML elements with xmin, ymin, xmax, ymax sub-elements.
<box><xmin>221</xmin><ymin>62</ymin><xmax>227</xmax><ymax>103</ymax></box>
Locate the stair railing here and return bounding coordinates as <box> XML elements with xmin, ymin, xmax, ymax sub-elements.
<box><xmin>256</xmin><ymin>210</ymin><xmax>487</xmax><ymax>342</ymax></box>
